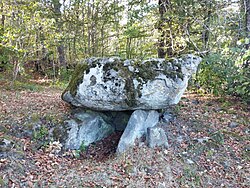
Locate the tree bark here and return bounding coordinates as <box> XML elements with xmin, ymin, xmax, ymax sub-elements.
<box><xmin>244</xmin><ymin>0</ymin><xmax>250</xmax><ymax>70</ymax></box>
<box><xmin>0</xmin><ymin>0</ymin><xmax>4</xmax><ymax>34</ymax></box>
<box><xmin>52</xmin><ymin>0</ymin><xmax>66</xmax><ymax>68</ymax></box>
<box><xmin>87</xmin><ymin>0</ymin><xmax>91</xmax><ymax>56</ymax></box>
<box><xmin>202</xmin><ymin>1</ymin><xmax>212</xmax><ymax>51</ymax></box>
<box><xmin>126</xmin><ymin>37</ymin><xmax>132</xmax><ymax>59</ymax></box>
<box><xmin>158</xmin><ymin>0</ymin><xmax>172</xmax><ymax>58</ymax></box>
<box><xmin>246</xmin><ymin>0</ymin><xmax>250</xmax><ymax>49</ymax></box>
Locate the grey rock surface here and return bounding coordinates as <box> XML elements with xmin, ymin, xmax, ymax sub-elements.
<box><xmin>162</xmin><ymin>112</ymin><xmax>174</xmax><ymax>123</ymax></box>
<box><xmin>228</xmin><ymin>122</ymin><xmax>239</xmax><ymax>128</ymax></box>
<box><xmin>62</xmin><ymin>54</ymin><xmax>202</xmax><ymax>111</ymax></box>
<box><xmin>0</xmin><ymin>138</ymin><xmax>13</xmax><ymax>152</ymax></box>
<box><xmin>146</xmin><ymin>127</ymin><xmax>169</xmax><ymax>148</ymax></box>
<box><xmin>117</xmin><ymin>110</ymin><xmax>159</xmax><ymax>153</ymax></box>
<box><xmin>64</xmin><ymin>112</ymin><xmax>115</xmax><ymax>149</ymax></box>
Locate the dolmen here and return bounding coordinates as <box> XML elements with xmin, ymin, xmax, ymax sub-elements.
<box><xmin>61</xmin><ymin>54</ymin><xmax>202</xmax><ymax>153</ymax></box>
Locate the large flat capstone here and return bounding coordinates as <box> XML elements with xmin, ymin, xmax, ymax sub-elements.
<box><xmin>62</xmin><ymin>54</ymin><xmax>201</xmax><ymax>111</ymax></box>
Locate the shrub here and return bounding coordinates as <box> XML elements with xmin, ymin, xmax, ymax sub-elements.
<box><xmin>196</xmin><ymin>45</ymin><xmax>249</xmax><ymax>103</ymax></box>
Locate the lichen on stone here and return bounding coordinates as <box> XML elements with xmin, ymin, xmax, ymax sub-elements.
<box><xmin>158</xmin><ymin>58</ymin><xmax>184</xmax><ymax>80</ymax></box>
<box><xmin>136</xmin><ymin>60</ymin><xmax>158</xmax><ymax>82</ymax></box>
<box><xmin>124</xmin><ymin>78</ymin><xmax>136</xmax><ymax>107</ymax></box>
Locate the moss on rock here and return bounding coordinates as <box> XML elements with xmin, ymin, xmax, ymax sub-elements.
<box><xmin>64</xmin><ymin>63</ymin><xmax>89</xmax><ymax>97</ymax></box>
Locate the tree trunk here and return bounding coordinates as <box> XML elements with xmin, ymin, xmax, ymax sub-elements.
<box><xmin>57</xmin><ymin>45</ymin><xmax>66</xmax><ymax>67</ymax></box>
<box><xmin>244</xmin><ymin>0</ymin><xmax>250</xmax><ymax>69</ymax></box>
<box><xmin>101</xmin><ymin>24</ymin><xmax>105</xmax><ymax>57</ymax></box>
<box><xmin>126</xmin><ymin>37</ymin><xmax>132</xmax><ymax>59</ymax></box>
<box><xmin>52</xmin><ymin>0</ymin><xmax>66</xmax><ymax>68</ymax></box>
<box><xmin>73</xmin><ymin>1</ymin><xmax>80</xmax><ymax>60</ymax></box>
<box><xmin>246</xmin><ymin>0</ymin><xmax>250</xmax><ymax>49</ymax></box>
<box><xmin>114</xmin><ymin>0</ymin><xmax>120</xmax><ymax>56</ymax></box>
<box><xmin>0</xmin><ymin>0</ymin><xmax>5</xmax><ymax>35</ymax></box>
<box><xmin>202</xmin><ymin>1</ymin><xmax>212</xmax><ymax>51</ymax></box>
<box><xmin>0</xmin><ymin>0</ymin><xmax>5</xmax><ymax>64</ymax></box>
<box><xmin>158</xmin><ymin>0</ymin><xmax>171</xmax><ymax>58</ymax></box>
<box><xmin>87</xmin><ymin>0</ymin><xmax>91</xmax><ymax>56</ymax></box>
<box><xmin>240</xmin><ymin>0</ymin><xmax>250</xmax><ymax>75</ymax></box>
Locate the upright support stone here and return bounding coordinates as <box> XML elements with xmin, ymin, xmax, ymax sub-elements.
<box><xmin>65</xmin><ymin>112</ymin><xmax>114</xmax><ymax>150</ymax></box>
<box><xmin>146</xmin><ymin>126</ymin><xmax>169</xmax><ymax>148</ymax></box>
<box><xmin>117</xmin><ymin>110</ymin><xmax>159</xmax><ymax>153</ymax></box>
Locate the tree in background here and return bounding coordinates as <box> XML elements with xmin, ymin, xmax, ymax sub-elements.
<box><xmin>0</xmin><ymin>0</ymin><xmax>249</xmax><ymax>102</ymax></box>
<box><xmin>244</xmin><ymin>0</ymin><xmax>250</xmax><ymax>48</ymax></box>
<box><xmin>52</xmin><ymin>0</ymin><xmax>66</xmax><ymax>68</ymax></box>
<box><xmin>158</xmin><ymin>0</ymin><xmax>170</xmax><ymax>58</ymax></box>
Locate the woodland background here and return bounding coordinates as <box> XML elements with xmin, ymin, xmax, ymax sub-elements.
<box><xmin>0</xmin><ymin>1</ymin><xmax>250</xmax><ymax>187</ymax></box>
<box><xmin>0</xmin><ymin>0</ymin><xmax>249</xmax><ymax>101</ymax></box>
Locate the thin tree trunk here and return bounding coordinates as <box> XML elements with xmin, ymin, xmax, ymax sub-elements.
<box><xmin>57</xmin><ymin>45</ymin><xmax>66</xmax><ymax>67</ymax></box>
<box><xmin>202</xmin><ymin>1</ymin><xmax>212</xmax><ymax>51</ymax></box>
<box><xmin>245</xmin><ymin>0</ymin><xmax>250</xmax><ymax>49</ymax></box>
<box><xmin>101</xmin><ymin>25</ymin><xmax>105</xmax><ymax>57</ymax></box>
<box><xmin>0</xmin><ymin>0</ymin><xmax>5</xmax><ymax>35</ymax></box>
<box><xmin>158</xmin><ymin>0</ymin><xmax>171</xmax><ymax>58</ymax></box>
<box><xmin>243</xmin><ymin>0</ymin><xmax>250</xmax><ymax>70</ymax></box>
<box><xmin>68</xmin><ymin>41</ymin><xmax>72</xmax><ymax>65</ymax></box>
<box><xmin>87</xmin><ymin>0</ymin><xmax>91</xmax><ymax>56</ymax></box>
<box><xmin>126</xmin><ymin>37</ymin><xmax>131</xmax><ymax>59</ymax></box>
<box><xmin>35</xmin><ymin>33</ymin><xmax>40</xmax><ymax>72</ymax></box>
<box><xmin>53</xmin><ymin>0</ymin><xmax>66</xmax><ymax>68</ymax></box>
<box><xmin>0</xmin><ymin>0</ymin><xmax>5</xmax><ymax>63</ymax></box>
<box><xmin>80</xmin><ymin>1</ymin><xmax>87</xmax><ymax>55</ymax></box>
<box><xmin>91</xmin><ymin>0</ymin><xmax>97</xmax><ymax>56</ymax></box>
<box><xmin>73</xmin><ymin>1</ymin><xmax>80</xmax><ymax>59</ymax></box>
<box><xmin>114</xmin><ymin>0</ymin><xmax>120</xmax><ymax>55</ymax></box>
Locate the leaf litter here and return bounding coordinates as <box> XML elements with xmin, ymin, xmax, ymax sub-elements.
<box><xmin>0</xmin><ymin>84</ymin><xmax>249</xmax><ymax>187</ymax></box>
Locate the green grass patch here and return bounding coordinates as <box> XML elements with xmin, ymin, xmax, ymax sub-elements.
<box><xmin>33</xmin><ymin>126</ymin><xmax>49</xmax><ymax>141</ymax></box>
<box><xmin>179</xmin><ymin>165</ymin><xmax>201</xmax><ymax>187</ymax></box>
<box><xmin>4</xmin><ymin>80</ymin><xmax>43</xmax><ymax>92</ymax></box>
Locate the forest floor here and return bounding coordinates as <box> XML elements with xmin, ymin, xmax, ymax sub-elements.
<box><xmin>0</xmin><ymin>76</ymin><xmax>249</xmax><ymax>187</ymax></box>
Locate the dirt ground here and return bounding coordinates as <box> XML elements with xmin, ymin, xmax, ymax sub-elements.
<box><xmin>0</xmin><ymin>79</ymin><xmax>249</xmax><ymax>187</ymax></box>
